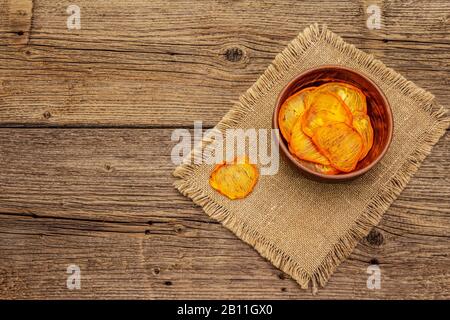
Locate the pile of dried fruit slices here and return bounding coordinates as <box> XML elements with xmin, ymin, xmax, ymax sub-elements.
<box><xmin>279</xmin><ymin>82</ymin><xmax>374</xmax><ymax>174</ymax></box>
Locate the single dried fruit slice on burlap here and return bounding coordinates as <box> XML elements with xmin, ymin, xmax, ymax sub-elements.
<box><xmin>278</xmin><ymin>87</ymin><xmax>316</xmax><ymax>141</ymax></box>
<box><xmin>302</xmin><ymin>92</ymin><xmax>353</xmax><ymax>137</ymax></box>
<box><xmin>352</xmin><ymin>114</ymin><xmax>374</xmax><ymax>160</ymax></box>
<box><xmin>312</xmin><ymin>122</ymin><xmax>363</xmax><ymax>172</ymax></box>
<box><xmin>209</xmin><ymin>156</ymin><xmax>259</xmax><ymax>200</ymax></box>
<box><xmin>314</xmin><ymin>82</ymin><xmax>367</xmax><ymax>115</ymax></box>
<box><xmin>289</xmin><ymin>117</ymin><xmax>330</xmax><ymax>165</ymax></box>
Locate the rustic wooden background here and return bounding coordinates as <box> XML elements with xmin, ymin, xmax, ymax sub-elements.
<box><xmin>0</xmin><ymin>0</ymin><xmax>449</xmax><ymax>299</ymax></box>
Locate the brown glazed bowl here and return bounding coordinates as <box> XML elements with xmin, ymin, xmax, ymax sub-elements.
<box><xmin>273</xmin><ymin>65</ymin><xmax>393</xmax><ymax>182</ymax></box>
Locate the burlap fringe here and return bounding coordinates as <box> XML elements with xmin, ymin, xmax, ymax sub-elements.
<box><xmin>173</xmin><ymin>24</ymin><xmax>449</xmax><ymax>292</ymax></box>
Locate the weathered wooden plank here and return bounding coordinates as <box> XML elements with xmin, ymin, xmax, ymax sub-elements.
<box><xmin>0</xmin><ymin>209</ymin><xmax>448</xmax><ymax>299</ymax></box>
<box><xmin>0</xmin><ymin>0</ymin><xmax>448</xmax><ymax>127</ymax></box>
<box><xmin>0</xmin><ymin>39</ymin><xmax>448</xmax><ymax>127</ymax></box>
<box><xmin>0</xmin><ymin>128</ymin><xmax>448</xmax><ymax>223</ymax></box>
<box><xmin>27</xmin><ymin>0</ymin><xmax>450</xmax><ymax>46</ymax></box>
<box><xmin>0</xmin><ymin>128</ymin><xmax>448</xmax><ymax>298</ymax></box>
<box><xmin>383</xmin><ymin>0</ymin><xmax>449</xmax><ymax>43</ymax></box>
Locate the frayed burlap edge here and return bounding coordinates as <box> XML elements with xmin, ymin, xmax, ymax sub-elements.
<box><xmin>173</xmin><ymin>23</ymin><xmax>449</xmax><ymax>292</ymax></box>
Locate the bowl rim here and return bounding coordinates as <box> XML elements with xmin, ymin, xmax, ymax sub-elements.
<box><xmin>272</xmin><ymin>65</ymin><xmax>393</xmax><ymax>181</ymax></box>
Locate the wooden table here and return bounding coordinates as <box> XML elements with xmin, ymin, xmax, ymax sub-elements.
<box><xmin>0</xmin><ymin>0</ymin><xmax>448</xmax><ymax>299</ymax></box>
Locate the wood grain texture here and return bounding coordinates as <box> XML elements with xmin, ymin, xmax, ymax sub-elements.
<box><xmin>1</xmin><ymin>213</ymin><xmax>449</xmax><ymax>299</ymax></box>
<box><xmin>0</xmin><ymin>0</ymin><xmax>448</xmax><ymax>126</ymax></box>
<box><xmin>0</xmin><ymin>0</ymin><xmax>449</xmax><ymax>299</ymax></box>
<box><xmin>0</xmin><ymin>129</ymin><xmax>448</xmax><ymax>299</ymax></box>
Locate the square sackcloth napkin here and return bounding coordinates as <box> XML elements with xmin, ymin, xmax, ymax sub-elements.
<box><xmin>173</xmin><ymin>24</ymin><xmax>449</xmax><ymax>291</ymax></box>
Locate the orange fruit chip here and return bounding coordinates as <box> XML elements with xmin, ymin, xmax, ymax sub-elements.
<box><xmin>278</xmin><ymin>87</ymin><xmax>315</xmax><ymax>141</ymax></box>
<box><xmin>297</xmin><ymin>160</ymin><xmax>340</xmax><ymax>175</ymax></box>
<box><xmin>289</xmin><ymin>118</ymin><xmax>330</xmax><ymax>166</ymax></box>
<box><xmin>302</xmin><ymin>92</ymin><xmax>353</xmax><ymax>137</ymax></box>
<box><xmin>209</xmin><ymin>156</ymin><xmax>259</xmax><ymax>200</ymax></box>
<box><xmin>315</xmin><ymin>82</ymin><xmax>367</xmax><ymax>115</ymax></box>
<box><xmin>352</xmin><ymin>114</ymin><xmax>374</xmax><ymax>160</ymax></box>
<box><xmin>314</xmin><ymin>163</ymin><xmax>341</xmax><ymax>175</ymax></box>
<box><xmin>312</xmin><ymin>122</ymin><xmax>363</xmax><ymax>173</ymax></box>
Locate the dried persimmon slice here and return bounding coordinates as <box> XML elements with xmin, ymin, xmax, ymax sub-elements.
<box><xmin>302</xmin><ymin>92</ymin><xmax>353</xmax><ymax>137</ymax></box>
<box><xmin>289</xmin><ymin>117</ymin><xmax>330</xmax><ymax>166</ymax></box>
<box><xmin>297</xmin><ymin>159</ymin><xmax>340</xmax><ymax>175</ymax></box>
<box><xmin>312</xmin><ymin>122</ymin><xmax>363</xmax><ymax>173</ymax></box>
<box><xmin>278</xmin><ymin>87</ymin><xmax>316</xmax><ymax>141</ymax></box>
<box><xmin>315</xmin><ymin>82</ymin><xmax>367</xmax><ymax>115</ymax></box>
<box><xmin>352</xmin><ymin>114</ymin><xmax>374</xmax><ymax>160</ymax></box>
<box><xmin>314</xmin><ymin>163</ymin><xmax>341</xmax><ymax>175</ymax></box>
<box><xmin>209</xmin><ymin>156</ymin><xmax>259</xmax><ymax>200</ymax></box>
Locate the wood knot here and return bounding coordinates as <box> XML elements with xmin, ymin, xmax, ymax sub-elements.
<box><xmin>43</xmin><ymin>111</ymin><xmax>51</xmax><ymax>119</ymax></box>
<box><xmin>366</xmin><ymin>229</ymin><xmax>384</xmax><ymax>246</ymax></box>
<box><xmin>174</xmin><ymin>224</ymin><xmax>185</xmax><ymax>234</ymax></box>
<box><xmin>144</xmin><ymin>230</ymin><xmax>151</xmax><ymax>235</ymax></box>
<box><xmin>278</xmin><ymin>273</ymin><xmax>287</xmax><ymax>280</ymax></box>
<box><xmin>224</xmin><ymin>47</ymin><xmax>244</xmax><ymax>62</ymax></box>
<box><xmin>164</xmin><ymin>280</ymin><xmax>173</xmax><ymax>286</ymax></box>
<box><xmin>152</xmin><ymin>267</ymin><xmax>160</xmax><ymax>275</ymax></box>
<box><xmin>17</xmin><ymin>10</ymin><xmax>28</xmax><ymax>17</ymax></box>
<box><xmin>16</xmin><ymin>31</ymin><xmax>24</xmax><ymax>36</ymax></box>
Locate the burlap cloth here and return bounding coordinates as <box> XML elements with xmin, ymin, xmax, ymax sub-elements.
<box><xmin>173</xmin><ymin>24</ymin><xmax>448</xmax><ymax>291</ymax></box>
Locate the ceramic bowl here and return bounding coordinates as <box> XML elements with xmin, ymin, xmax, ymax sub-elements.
<box><xmin>272</xmin><ymin>65</ymin><xmax>393</xmax><ymax>182</ymax></box>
